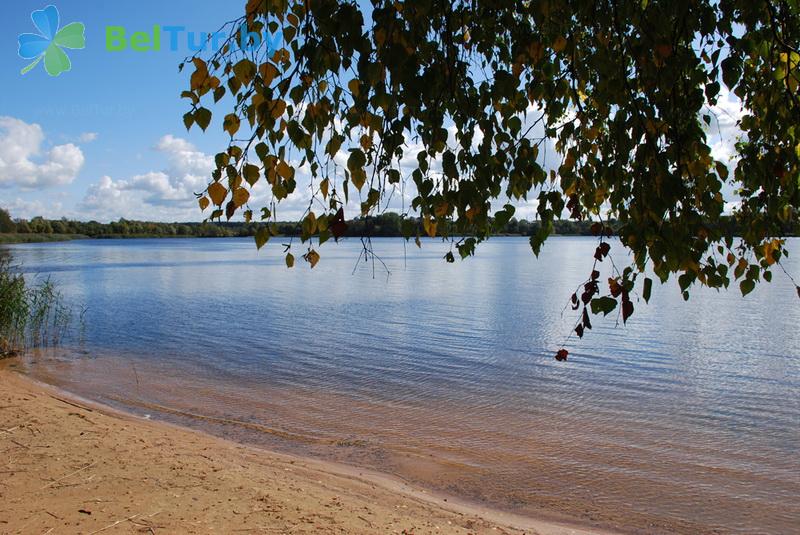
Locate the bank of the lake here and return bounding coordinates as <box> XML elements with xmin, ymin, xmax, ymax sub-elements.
<box><xmin>0</xmin><ymin>233</ymin><xmax>87</xmax><ymax>244</ymax></box>
<box><xmin>0</xmin><ymin>364</ymin><xmax>603</xmax><ymax>535</ymax></box>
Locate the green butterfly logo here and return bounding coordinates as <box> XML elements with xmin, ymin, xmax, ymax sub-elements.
<box><xmin>18</xmin><ymin>5</ymin><xmax>85</xmax><ymax>76</ymax></box>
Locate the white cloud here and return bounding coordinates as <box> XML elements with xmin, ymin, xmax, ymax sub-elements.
<box><xmin>79</xmin><ymin>135</ymin><xmax>213</xmax><ymax>222</ymax></box>
<box><xmin>706</xmin><ymin>88</ymin><xmax>745</xmax><ymax>166</ymax></box>
<box><xmin>0</xmin><ymin>116</ymin><xmax>84</xmax><ymax>189</ymax></box>
<box><xmin>3</xmin><ymin>197</ymin><xmax>66</xmax><ymax>220</ymax></box>
<box><xmin>78</xmin><ymin>132</ymin><xmax>98</xmax><ymax>143</ymax></box>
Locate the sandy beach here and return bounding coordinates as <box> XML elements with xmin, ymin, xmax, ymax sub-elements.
<box><xmin>0</xmin><ymin>364</ymin><xmax>605</xmax><ymax>535</ymax></box>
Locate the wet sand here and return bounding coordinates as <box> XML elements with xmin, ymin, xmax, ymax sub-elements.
<box><xmin>0</xmin><ymin>364</ymin><xmax>606</xmax><ymax>534</ymax></box>
<box><xmin>21</xmin><ymin>351</ymin><xmax>796</xmax><ymax>535</ymax></box>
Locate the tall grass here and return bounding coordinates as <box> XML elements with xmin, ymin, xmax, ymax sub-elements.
<box><xmin>0</xmin><ymin>255</ymin><xmax>72</xmax><ymax>357</ymax></box>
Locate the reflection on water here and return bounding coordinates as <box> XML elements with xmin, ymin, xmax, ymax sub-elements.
<box><xmin>8</xmin><ymin>236</ymin><xmax>800</xmax><ymax>534</ymax></box>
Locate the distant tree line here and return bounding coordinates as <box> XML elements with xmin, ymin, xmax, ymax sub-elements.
<box><xmin>0</xmin><ymin>207</ymin><xmax>794</xmax><ymax>241</ymax></box>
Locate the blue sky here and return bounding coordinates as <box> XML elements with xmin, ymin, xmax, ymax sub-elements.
<box><xmin>0</xmin><ymin>1</ymin><xmax>243</xmax><ymax>222</ymax></box>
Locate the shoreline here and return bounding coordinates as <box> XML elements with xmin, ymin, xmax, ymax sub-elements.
<box><xmin>0</xmin><ymin>364</ymin><xmax>608</xmax><ymax>534</ymax></box>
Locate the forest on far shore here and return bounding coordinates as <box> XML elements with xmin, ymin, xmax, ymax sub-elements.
<box><xmin>0</xmin><ymin>207</ymin><xmax>793</xmax><ymax>243</ymax></box>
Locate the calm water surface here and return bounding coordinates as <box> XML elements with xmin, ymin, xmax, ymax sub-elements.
<box><xmin>6</xmin><ymin>237</ymin><xmax>799</xmax><ymax>534</ymax></box>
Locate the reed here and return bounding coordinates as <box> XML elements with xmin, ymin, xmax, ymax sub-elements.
<box><xmin>0</xmin><ymin>255</ymin><xmax>72</xmax><ymax>357</ymax></box>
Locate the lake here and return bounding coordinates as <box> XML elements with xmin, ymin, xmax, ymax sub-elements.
<box><xmin>6</xmin><ymin>236</ymin><xmax>799</xmax><ymax>534</ymax></box>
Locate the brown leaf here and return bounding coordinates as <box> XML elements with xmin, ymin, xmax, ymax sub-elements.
<box><xmin>259</xmin><ymin>62</ymin><xmax>279</xmax><ymax>86</ymax></box>
<box><xmin>330</xmin><ymin>208</ymin><xmax>347</xmax><ymax>239</ymax></box>
<box><xmin>304</xmin><ymin>249</ymin><xmax>320</xmax><ymax>268</ymax></box>
<box><xmin>622</xmin><ymin>300</ymin><xmax>634</xmax><ymax>323</ymax></box>
<box><xmin>232</xmin><ymin>187</ymin><xmax>250</xmax><ymax>208</ymax></box>
<box><xmin>207</xmin><ymin>182</ymin><xmax>227</xmax><ymax>206</ymax></box>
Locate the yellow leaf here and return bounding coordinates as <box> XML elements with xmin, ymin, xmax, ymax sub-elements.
<box><xmin>232</xmin><ymin>187</ymin><xmax>250</xmax><ymax>208</ymax></box>
<box><xmin>243</xmin><ymin>163</ymin><xmax>260</xmax><ymax>186</ymax></box>
<box><xmin>351</xmin><ymin>168</ymin><xmax>367</xmax><ymax>190</ymax></box>
<box><xmin>207</xmin><ymin>182</ymin><xmax>227</xmax><ymax>206</ymax></box>
<box><xmin>374</xmin><ymin>28</ymin><xmax>387</xmax><ymax>47</ymax></box>
<box><xmin>423</xmin><ymin>216</ymin><xmax>437</xmax><ymax>238</ymax></box>
<box><xmin>270</xmin><ymin>99</ymin><xmax>286</xmax><ymax>119</ymax></box>
<box><xmin>305</xmin><ymin>249</ymin><xmax>320</xmax><ymax>268</ymax></box>
<box><xmin>563</xmin><ymin>152</ymin><xmax>575</xmax><ymax>171</ymax></box>
<box><xmin>223</xmin><ymin>114</ymin><xmax>240</xmax><ymax>136</ymax></box>
<box><xmin>528</xmin><ymin>42</ymin><xmax>543</xmax><ymax>62</ymax></box>
<box><xmin>302</xmin><ymin>212</ymin><xmax>317</xmax><ymax>237</ymax></box>
<box><xmin>348</xmin><ymin>78</ymin><xmax>360</xmax><ymax>97</ymax></box>
<box><xmin>190</xmin><ymin>58</ymin><xmax>209</xmax><ymax>90</ymax></box>
<box><xmin>320</xmin><ymin>178</ymin><xmax>329</xmax><ymax>199</ymax></box>
<box><xmin>254</xmin><ymin>226</ymin><xmax>269</xmax><ymax>249</ymax></box>
<box><xmin>762</xmin><ymin>239</ymin><xmax>783</xmax><ymax>266</ymax></box>
<box><xmin>259</xmin><ymin>62</ymin><xmax>279</xmax><ymax>86</ymax></box>
<box><xmin>198</xmin><ymin>196</ymin><xmax>210</xmax><ymax>211</ymax></box>
<box><xmin>655</xmin><ymin>44</ymin><xmax>673</xmax><ymax>58</ymax></box>
<box><xmin>594</xmin><ymin>187</ymin><xmax>606</xmax><ymax>204</ymax></box>
<box><xmin>272</xmin><ymin>48</ymin><xmax>290</xmax><ymax>64</ymax></box>
<box><xmin>277</xmin><ymin>160</ymin><xmax>293</xmax><ymax>179</ymax></box>
<box><xmin>285</xmin><ymin>252</ymin><xmax>295</xmax><ymax>268</ymax></box>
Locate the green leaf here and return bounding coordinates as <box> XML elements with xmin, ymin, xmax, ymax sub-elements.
<box><xmin>182</xmin><ymin>112</ymin><xmax>194</xmax><ymax>130</ymax></box>
<box><xmin>233</xmin><ymin>59</ymin><xmax>257</xmax><ymax>85</ymax></box>
<box><xmin>195</xmin><ymin>107</ymin><xmax>212</xmax><ymax>131</ymax></box>
<box><xmin>243</xmin><ymin>164</ymin><xmax>260</xmax><ymax>186</ymax></box>
<box><xmin>642</xmin><ymin>277</ymin><xmax>652</xmax><ymax>303</ymax></box>
<box><xmin>590</xmin><ymin>296</ymin><xmax>617</xmax><ymax>316</ymax></box>
<box><xmin>254</xmin><ymin>226</ymin><xmax>270</xmax><ymax>249</ymax></box>
<box><xmin>347</xmin><ymin>149</ymin><xmax>367</xmax><ymax>171</ymax></box>
<box><xmin>740</xmin><ymin>279</ymin><xmax>755</xmax><ymax>296</ymax></box>
<box><xmin>493</xmin><ymin>204</ymin><xmax>515</xmax><ymax>229</ymax></box>
<box><xmin>721</xmin><ymin>56</ymin><xmax>741</xmax><ymax>89</ymax></box>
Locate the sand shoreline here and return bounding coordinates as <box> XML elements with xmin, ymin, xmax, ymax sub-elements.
<box><xmin>0</xmin><ymin>364</ymin><xmax>608</xmax><ymax>534</ymax></box>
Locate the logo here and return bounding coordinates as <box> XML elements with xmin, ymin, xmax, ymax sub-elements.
<box><xmin>104</xmin><ymin>25</ymin><xmax>281</xmax><ymax>55</ymax></box>
<box><xmin>18</xmin><ymin>5</ymin><xmax>85</xmax><ymax>77</ymax></box>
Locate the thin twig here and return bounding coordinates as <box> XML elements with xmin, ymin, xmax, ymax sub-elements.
<box><xmin>40</xmin><ymin>461</ymin><xmax>97</xmax><ymax>489</ymax></box>
<box><xmin>87</xmin><ymin>514</ymin><xmax>140</xmax><ymax>535</ymax></box>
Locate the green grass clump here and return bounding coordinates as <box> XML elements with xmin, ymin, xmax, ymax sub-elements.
<box><xmin>0</xmin><ymin>255</ymin><xmax>71</xmax><ymax>358</ymax></box>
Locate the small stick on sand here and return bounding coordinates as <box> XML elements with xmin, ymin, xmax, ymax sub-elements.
<box><xmin>49</xmin><ymin>395</ymin><xmax>94</xmax><ymax>412</ymax></box>
<box><xmin>40</xmin><ymin>461</ymin><xmax>97</xmax><ymax>489</ymax></box>
<box><xmin>87</xmin><ymin>513</ymin><xmax>140</xmax><ymax>535</ymax></box>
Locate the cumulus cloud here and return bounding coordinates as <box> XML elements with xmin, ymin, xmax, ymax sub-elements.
<box><xmin>79</xmin><ymin>135</ymin><xmax>213</xmax><ymax>221</ymax></box>
<box><xmin>2</xmin><ymin>197</ymin><xmax>67</xmax><ymax>220</ymax></box>
<box><xmin>78</xmin><ymin>132</ymin><xmax>98</xmax><ymax>143</ymax></box>
<box><xmin>0</xmin><ymin>116</ymin><xmax>84</xmax><ymax>189</ymax></box>
<box><xmin>706</xmin><ymin>88</ymin><xmax>746</xmax><ymax>165</ymax></box>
